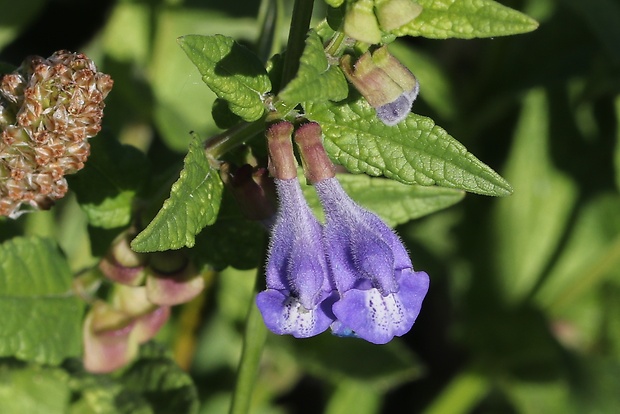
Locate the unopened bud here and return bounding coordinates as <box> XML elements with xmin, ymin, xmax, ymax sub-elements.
<box><xmin>344</xmin><ymin>0</ymin><xmax>382</xmax><ymax>44</ymax></box>
<box><xmin>220</xmin><ymin>163</ymin><xmax>277</xmax><ymax>221</ymax></box>
<box><xmin>341</xmin><ymin>46</ymin><xmax>419</xmax><ymax>126</ymax></box>
<box><xmin>375</xmin><ymin>0</ymin><xmax>423</xmax><ymax>31</ymax></box>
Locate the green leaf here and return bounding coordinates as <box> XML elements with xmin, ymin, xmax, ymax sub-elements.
<box><xmin>102</xmin><ymin>2</ymin><xmax>151</xmax><ymax>64</ymax></box>
<box><xmin>274</xmin><ymin>334</ymin><xmax>423</xmax><ymax>390</ymax></box>
<box><xmin>63</xmin><ymin>344</ymin><xmax>199</xmax><ymax>414</ymax></box>
<box><xmin>615</xmin><ymin>96</ymin><xmax>620</xmax><ymax>192</ymax></box>
<box><xmin>325</xmin><ymin>381</ymin><xmax>381</xmax><ymax>414</ymax></box>
<box><xmin>131</xmin><ymin>135</ymin><xmax>224</xmax><ymax>252</ymax></box>
<box><xmin>121</xmin><ymin>345</ymin><xmax>199</xmax><ymax>414</ymax></box>
<box><xmin>0</xmin><ymin>237</ymin><xmax>83</xmax><ymax>364</ymax></box>
<box><xmin>323</xmin><ymin>0</ymin><xmax>345</xmax><ymax>7</ymax></box>
<box><xmin>64</xmin><ymin>359</ymin><xmax>152</xmax><ymax>414</ymax></box>
<box><xmin>279</xmin><ymin>30</ymin><xmax>348</xmax><ymax>104</ymax></box>
<box><xmin>422</xmin><ymin>370</ymin><xmax>489</xmax><ymax>414</ymax></box>
<box><xmin>68</xmin><ymin>137</ymin><xmax>149</xmax><ymax>229</ymax></box>
<box><xmin>534</xmin><ymin>194</ymin><xmax>620</xmax><ymax>313</ymax></box>
<box><xmin>304</xmin><ymin>99</ymin><xmax>512</xmax><ymax>196</ymax></box>
<box><xmin>0</xmin><ymin>362</ymin><xmax>70</xmax><ymax>414</ymax></box>
<box><xmin>178</xmin><ymin>34</ymin><xmax>271</xmax><ymax>122</ymax></box>
<box><xmin>190</xmin><ymin>192</ymin><xmax>264</xmax><ymax>270</ymax></box>
<box><xmin>574</xmin><ymin>358</ymin><xmax>620</xmax><ymax>413</ymax></box>
<box><xmin>493</xmin><ymin>89</ymin><xmax>578</xmax><ymax>304</ymax></box>
<box><xmin>394</xmin><ymin>0</ymin><xmax>539</xmax><ymax>39</ymax></box>
<box><xmin>303</xmin><ymin>174</ymin><xmax>464</xmax><ymax>227</ymax></box>
<box><xmin>504</xmin><ymin>378</ymin><xmax>573</xmax><ymax>414</ymax></box>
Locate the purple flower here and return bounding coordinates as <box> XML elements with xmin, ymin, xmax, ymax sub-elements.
<box><xmin>314</xmin><ymin>177</ymin><xmax>429</xmax><ymax>344</ymax></box>
<box><xmin>256</xmin><ymin>178</ymin><xmax>337</xmax><ymax>338</ymax></box>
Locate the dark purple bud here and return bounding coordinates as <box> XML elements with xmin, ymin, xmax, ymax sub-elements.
<box><xmin>220</xmin><ymin>162</ymin><xmax>277</xmax><ymax>222</ymax></box>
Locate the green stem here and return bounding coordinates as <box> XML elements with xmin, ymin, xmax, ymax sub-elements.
<box><xmin>229</xmin><ymin>264</ymin><xmax>269</xmax><ymax>414</ymax></box>
<box><xmin>325</xmin><ymin>30</ymin><xmax>348</xmax><ymax>58</ymax></box>
<box><xmin>204</xmin><ymin>118</ymin><xmax>266</xmax><ymax>162</ymax></box>
<box><xmin>280</xmin><ymin>0</ymin><xmax>315</xmax><ymax>88</ymax></box>
<box><xmin>256</xmin><ymin>0</ymin><xmax>284</xmax><ymax>63</ymax></box>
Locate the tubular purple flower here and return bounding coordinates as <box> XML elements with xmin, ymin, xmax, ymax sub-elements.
<box><xmin>256</xmin><ymin>122</ymin><xmax>336</xmax><ymax>338</ymax></box>
<box><xmin>294</xmin><ymin>121</ymin><xmax>429</xmax><ymax>344</ymax></box>
<box><xmin>315</xmin><ymin>178</ymin><xmax>429</xmax><ymax>344</ymax></box>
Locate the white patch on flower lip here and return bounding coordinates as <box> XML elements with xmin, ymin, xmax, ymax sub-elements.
<box><xmin>257</xmin><ymin>288</ymin><xmax>337</xmax><ymax>338</ymax></box>
<box><xmin>332</xmin><ymin>287</ymin><xmax>411</xmax><ymax>344</ymax></box>
<box><xmin>281</xmin><ymin>297</ymin><xmax>318</xmax><ymax>336</ymax></box>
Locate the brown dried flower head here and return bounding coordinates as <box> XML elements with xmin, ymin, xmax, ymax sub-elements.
<box><xmin>0</xmin><ymin>50</ymin><xmax>113</xmax><ymax>218</ymax></box>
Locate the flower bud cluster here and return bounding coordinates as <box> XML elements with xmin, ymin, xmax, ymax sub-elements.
<box><xmin>0</xmin><ymin>50</ymin><xmax>113</xmax><ymax>218</ymax></box>
<box><xmin>257</xmin><ymin>121</ymin><xmax>429</xmax><ymax>344</ymax></box>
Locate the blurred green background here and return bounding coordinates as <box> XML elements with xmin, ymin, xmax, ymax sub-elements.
<box><xmin>1</xmin><ymin>0</ymin><xmax>619</xmax><ymax>413</ymax></box>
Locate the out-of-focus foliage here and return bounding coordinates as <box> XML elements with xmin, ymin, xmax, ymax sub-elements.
<box><xmin>0</xmin><ymin>0</ymin><xmax>619</xmax><ymax>413</ymax></box>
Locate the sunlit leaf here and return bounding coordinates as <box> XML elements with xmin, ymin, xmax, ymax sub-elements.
<box><xmin>178</xmin><ymin>34</ymin><xmax>271</xmax><ymax>122</ymax></box>
<box><xmin>279</xmin><ymin>30</ymin><xmax>348</xmax><ymax>104</ymax></box>
<box><xmin>0</xmin><ymin>237</ymin><xmax>83</xmax><ymax>364</ymax></box>
<box><xmin>304</xmin><ymin>98</ymin><xmax>512</xmax><ymax>196</ymax></box>
<box><xmin>0</xmin><ymin>363</ymin><xmax>70</xmax><ymax>414</ymax></box>
<box><xmin>395</xmin><ymin>0</ymin><xmax>539</xmax><ymax>39</ymax></box>
<box><xmin>131</xmin><ymin>135</ymin><xmax>223</xmax><ymax>252</ymax></box>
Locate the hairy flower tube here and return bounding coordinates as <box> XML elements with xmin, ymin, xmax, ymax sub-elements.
<box><xmin>341</xmin><ymin>45</ymin><xmax>419</xmax><ymax>126</ymax></box>
<box><xmin>256</xmin><ymin>122</ymin><xmax>337</xmax><ymax>338</ymax></box>
<box><xmin>0</xmin><ymin>50</ymin><xmax>113</xmax><ymax>218</ymax></box>
<box><xmin>295</xmin><ymin>122</ymin><xmax>429</xmax><ymax>344</ymax></box>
